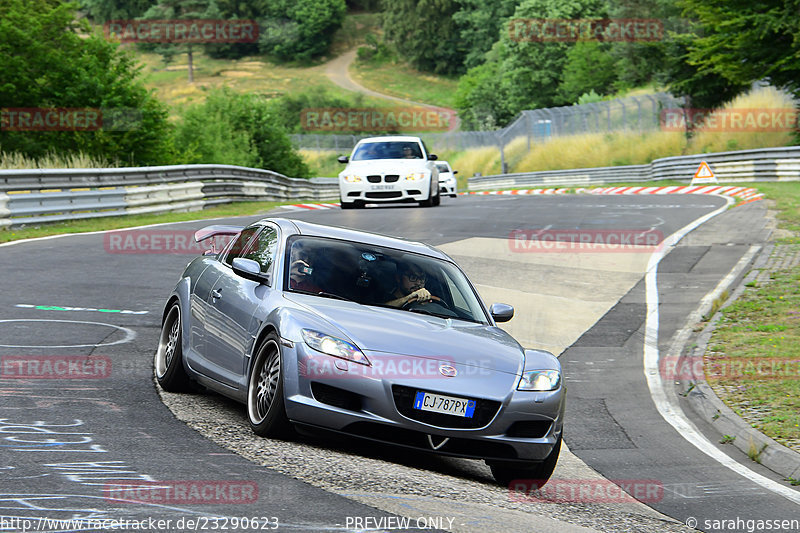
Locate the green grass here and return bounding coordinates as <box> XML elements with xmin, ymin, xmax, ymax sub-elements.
<box><xmin>0</xmin><ymin>200</ymin><xmax>289</xmax><ymax>244</ymax></box>
<box><xmin>705</xmin><ymin>212</ymin><xmax>800</xmax><ymax>450</ymax></box>
<box><xmin>136</xmin><ymin>50</ymin><xmax>388</xmax><ymax>112</ymax></box>
<box><xmin>350</xmin><ymin>59</ymin><xmax>459</xmax><ymax>109</ymax></box>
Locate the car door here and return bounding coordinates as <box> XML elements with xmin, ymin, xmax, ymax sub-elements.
<box><xmin>204</xmin><ymin>224</ymin><xmax>280</xmax><ymax>388</ymax></box>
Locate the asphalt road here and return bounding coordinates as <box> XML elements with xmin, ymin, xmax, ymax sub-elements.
<box><xmin>1</xmin><ymin>194</ymin><xmax>797</xmax><ymax>532</ymax></box>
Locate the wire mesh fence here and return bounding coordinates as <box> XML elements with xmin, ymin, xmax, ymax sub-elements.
<box><xmin>290</xmin><ymin>92</ymin><xmax>685</xmax><ymax>158</ymax></box>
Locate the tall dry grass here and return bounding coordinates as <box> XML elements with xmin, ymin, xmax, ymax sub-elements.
<box><xmin>687</xmin><ymin>86</ymin><xmax>797</xmax><ymax>154</ymax></box>
<box><xmin>0</xmin><ymin>149</ymin><xmax>119</xmax><ymax>170</ymax></box>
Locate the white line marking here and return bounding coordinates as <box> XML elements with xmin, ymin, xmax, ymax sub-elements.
<box><xmin>643</xmin><ymin>197</ymin><xmax>800</xmax><ymax>505</ymax></box>
<box><xmin>0</xmin><ymin>319</ymin><xmax>136</xmax><ymax>349</ymax></box>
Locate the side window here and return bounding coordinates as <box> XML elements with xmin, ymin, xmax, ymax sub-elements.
<box><xmin>223</xmin><ymin>227</ymin><xmax>259</xmax><ymax>266</ymax></box>
<box><xmin>243</xmin><ymin>227</ymin><xmax>279</xmax><ymax>275</ymax></box>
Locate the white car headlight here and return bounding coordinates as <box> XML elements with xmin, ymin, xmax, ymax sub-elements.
<box><xmin>342</xmin><ymin>175</ymin><xmax>362</xmax><ymax>183</ymax></box>
<box><xmin>301</xmin><ymin>329</ymin><xmax>370</xmax><ymax>366</ymax></box>
<box><xmin>517</xmin><ymin>370</ymin><xmax>561</xmax><ymax>391</ymax></box>
<box><xmin>404</xmin><ymin>172</ymin><xmax>426</xmax><ymax>181</ymax></box>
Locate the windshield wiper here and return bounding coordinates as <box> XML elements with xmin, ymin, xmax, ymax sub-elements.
<box><xmin>316</xmin><ymin>291</ymin><xmax>354</xmax><ymax>302</ymax></box>
<box><xmin>291</xmin><ymin>289</ymin><xmax>354</xmax><ymax>302</ymax></box>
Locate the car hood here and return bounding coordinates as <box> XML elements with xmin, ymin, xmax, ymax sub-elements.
<box><xmin>340</xmin><ymin>159</ymin><xmax>431</xmax><ymax>176</ymax></box>
<box><xmin>286</xmin><ymin>295</ymin><xmax>524</xmax><ymax>375</ymax></box>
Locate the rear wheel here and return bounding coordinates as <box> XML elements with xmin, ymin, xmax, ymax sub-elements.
<box><xmin>489</xmin><ymin>433</ymin><xmax>561</xmax><ymax>487</ymax></box>
<box><xmin>154</xmin><ymin>303</ymin><xmax>193</xmax><ymax>392</ymax></box>
<box><xmin>247</xmin><ymin>333</ymin><xmax>293</xmax><ymax>438</ymax></box>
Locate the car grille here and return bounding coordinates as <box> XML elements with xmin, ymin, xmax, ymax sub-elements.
<box><xmin>385</xmin><ymin>174</ymin><xmax>399</xmax><ymax>182</ymax></box>
<box><xmin>367</xmin><ymin>175</ymin><xmax>381</xmax><ymax>183</ymax></box>
<box><xmin>392</xmin><ymin>385</ymin><xmax>501</xmax><ymax>429</ymax></box>
<box><xmin>365</xmin><ymin>191</ymin><xmax>402</xmax><ymax>199</ymax></box>
<box><xmin>343</xmin><ymin>422</ymin><xmax>518</xmax><ymax>460</ymax></box>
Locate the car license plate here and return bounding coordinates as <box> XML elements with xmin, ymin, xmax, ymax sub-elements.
<box><xmin>370</xmin><ymin>184</ymin><xmax>395</xmax><ymax>190</ymax></box>
<box><xmin>413</xmin><ymin>391</ymin><xmax>476</xmax><ymax>418</ymax></box>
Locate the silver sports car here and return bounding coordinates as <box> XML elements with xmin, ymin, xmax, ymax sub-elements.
<box><xmin>155</xmin><ymin>218</ymin><xmax>565</xmax><ymax>485</ymax></box>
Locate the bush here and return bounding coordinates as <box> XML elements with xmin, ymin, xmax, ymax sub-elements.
<box><xmin>174</xmin><ymin>89</ymin><xmax>310</xmax><ymax>178</ymax></box>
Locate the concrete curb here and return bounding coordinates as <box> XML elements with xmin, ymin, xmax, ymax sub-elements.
<box><xmin>677</xmin><ymin>227</ymin><xmax>800</xmax><ymax>482</ymax></box>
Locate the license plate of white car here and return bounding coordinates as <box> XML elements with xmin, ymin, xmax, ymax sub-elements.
<box><xmin>370</xmin><ymin>184</ymin><xmax>395</xmax><ymax>190</ymax></box>
<box><xmin>413</xmin><ymin>391</ymin><xmax>476</xmax><ymax>418</ymax></box>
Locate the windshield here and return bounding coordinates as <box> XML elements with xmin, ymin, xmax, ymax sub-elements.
<box><xmin>436</xmin><ymin>163</ymin><xmax>450</xmax><ymax>173</ymax></box>
<box><xmin>284</xmin><ymin>236</ymin><xmax>488</xmax><ymax>324</ymax></box>
<box><xmin>351</xmin><ymin>141</ymin><xmax>423</xmax><ymax>161</ymax></box>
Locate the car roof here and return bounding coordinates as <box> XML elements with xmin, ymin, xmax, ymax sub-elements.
<box><xmin>357</xmin><ymin>136</ymin><xmax>423</xmax><ymax>143</ymax></box>
<box><xmin>262</xmin><ymin>218</ymin><xmax>451</xmax><ymax>261</ymax></box>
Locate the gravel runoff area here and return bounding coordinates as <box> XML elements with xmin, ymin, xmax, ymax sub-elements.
<box><xmin>158</xmin><ymin>385</ymin><xmax>693</xmax><ymax>533</ymax></box>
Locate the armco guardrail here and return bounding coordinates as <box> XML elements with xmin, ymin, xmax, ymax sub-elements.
<box><xmin>0</xmin><ymin>164</ymin><xmax>338</xmax><ymax>228</ymax></box>
<box><xmin>469</xmin><ymin>146</ymin><xmax>800</xmax><ymax>190</ymax></box>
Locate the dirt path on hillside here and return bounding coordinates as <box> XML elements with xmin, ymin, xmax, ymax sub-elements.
<box><xmin>323</xmin><ymin>50</ymin><xmax>461</xmax><ymax>133</ymax></box>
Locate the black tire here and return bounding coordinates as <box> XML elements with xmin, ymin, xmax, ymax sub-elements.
<box><xmin>154</xmin><ymin>303</ymin><xmax>193</xmax><ymax>392</ymax></box>
<box><xmin>489</xmin><ymin>433</ymin><xmax>561</xmax><ymax>487</ymax></box>
<box><xmin>432</xmin><ymin>189</ymin><xmax>441</xmax><ymax>206</ymax></box>
<box><xmin>340</xmin><ymin>197</ymin><xmax>355</xmax><ymax>209</ymax></box>
<box><xmin>247</xmin><ymin>333</ymin><xmax>293</xmax><ymax>438</ymax></box>
<box><xmin>420</xmin><ymin>187</ymin><xmax>438</xmax><ymax>207</ymax></box>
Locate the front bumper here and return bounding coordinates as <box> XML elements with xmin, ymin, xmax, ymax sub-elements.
<box><xmin>283</xmin><ymin>343</ymin><xmax>565</xmax><ymax>462</ymax></box>
<box><xmin>339</xmin><ymin>179</ymin><xmax>430</xmax><ymax>203</ymax></box>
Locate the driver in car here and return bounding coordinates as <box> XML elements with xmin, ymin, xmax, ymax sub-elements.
<box><xmin>384</xmin><ymin>262</ymin><xmax>439</xmax><ymax>308</ymax></box>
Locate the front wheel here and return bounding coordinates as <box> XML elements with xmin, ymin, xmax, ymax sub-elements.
<box><xmin>154</xmin><ymin>303</ymin><xmax>193</xmax><ymax>392</ymax></box>
<box><xmin>489</xmin><ymin>433</ymin><xmax>561</xmax><ymax>487</ymax></box>
<box><xmin>247</xmin><ymin>333</ymin><xmax>293</xmax><ymax>438</ymax></box>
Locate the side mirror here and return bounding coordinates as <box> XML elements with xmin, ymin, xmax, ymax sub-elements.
<box><xmin>232</xmin><ymin>257</ymin><xmax>269</xmax><ymax>284</ymax></box>
<box><xmin>453</xmin><ymin>170</ymin><xmax>458</xmax><ymax>174</ymax></box>
<box><xmin>338</xmin><ymin>155</ymin><xmax>349</xmax><ymax>164</ymax></box>
<box><xmin>427</xmin><ymin>153</ymin><xmax>438</xmax><ymax>161</ymax></box>
<box><xmin>490</xmin><ymin>303</ymin><xmax>514</xmax><ymax>323</ymax></box>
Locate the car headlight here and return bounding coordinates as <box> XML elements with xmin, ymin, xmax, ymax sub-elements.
<box><xmin>342</xmin><ymin>175</ymin><xmax>362</xmax><ymax>183</ymax></box>
<box><xmin>301</xmin><ymin>329</ymin><xmax>370</xmax><ymax>366</ymax></box>
<box><xmin>517</xmin><ymin>370</ymin><xmax>560</xmax><ymax>391</ymax></box>
<box><xmin>404</xmin><ymin>172</ymin><xmax>426</xmax><ymax>181</ymax></box>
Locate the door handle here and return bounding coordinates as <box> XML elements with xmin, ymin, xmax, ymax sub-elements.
<box><xmin>211</xmin><ymin>289</ymin><xmax>222</xmax><ymax>299</ymax></box>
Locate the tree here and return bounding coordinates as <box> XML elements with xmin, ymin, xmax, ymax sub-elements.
<box><xmin>174</xmin><ymin>89</ymin><xmax>311</xmax><ymax>177</ymax></box>
<box><xmin>0</xmin><ymin>0</ymin><xmax>172</xmax><ymax>165</ymax></box>
<box><xmin>79</xmin><ymin>0</ymin><xmax>155</xmax><ymax>22</ymax></box>
<box><xmin>676</xmin><ymin>0</ymin><xmax>800</xmax><ymax>104</ymax></box>
<box><xmin>258</xmin><ymin>0</ymin><xmax>347</xmax><ymax>62</ymax></box>
<box><xmin>558</xmin><ymin>42</ymin><xmax>618</xmax><ymax>103</ymax></box>
<box><xmin>452</xmin><ymin>0</ymin><xmax>518</xmax><ymax>70</ymax></box>
<box><xmin>137</xmin><ymin>0</ymin><xmax>224</xmax><ymax>83</ymax></box>
<box><xmin>382</xmin><ymin>0</ymin><xmax>466</xmax><ymax>75</ymax></box>
<box><xmin>455</xmin><ymin>0</ymin><xmax>607</xmax><ymax>128</ymax></box>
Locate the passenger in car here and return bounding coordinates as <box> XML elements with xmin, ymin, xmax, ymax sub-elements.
<box><xmin>384</xmin><ymin>262</ymin><xmax>440</xmax><ymax>307</ymax></box>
